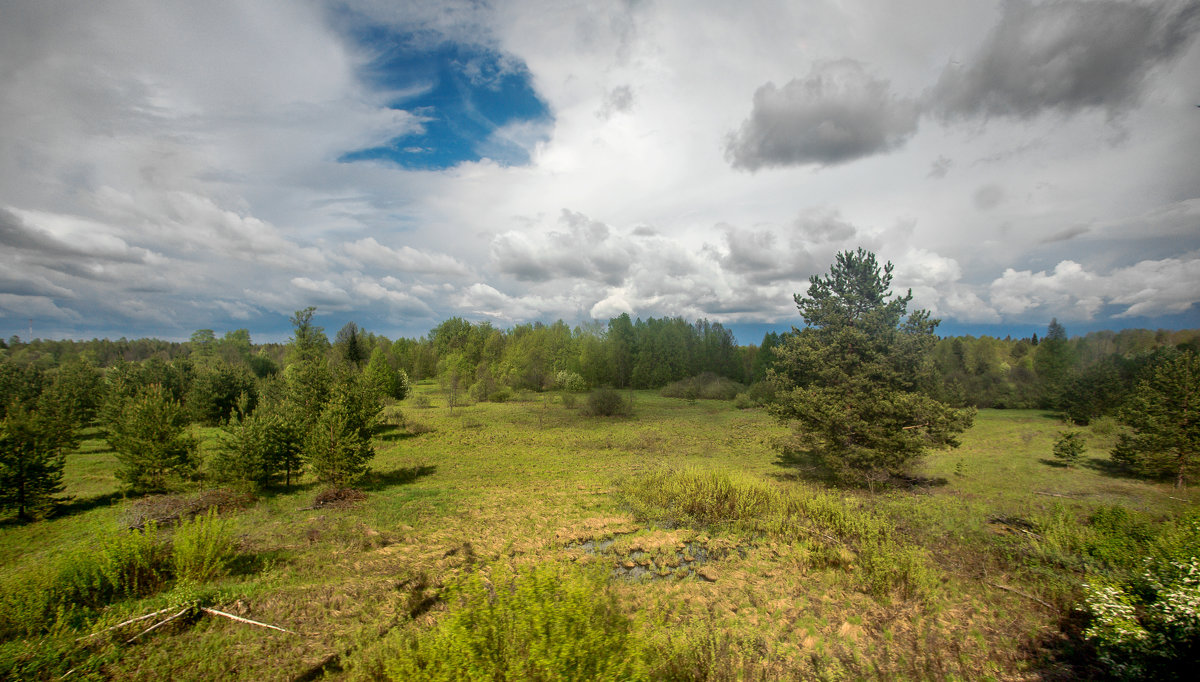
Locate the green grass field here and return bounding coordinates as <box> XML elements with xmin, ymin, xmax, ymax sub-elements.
<box><xmin>1</xmin><ymin>384</ymin><xmax>1195</xmax><ymax>680</ymax></box>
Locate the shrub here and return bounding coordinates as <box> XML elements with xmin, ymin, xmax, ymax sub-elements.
<box><xmin>1052</xmin><ymin>431</ymin><xmax>1086</xmax><ymax>468</ymax></box>
<box><xmin>561</xmin><ymin>392</ymin><xmax>578</xmax><ymax>409</ymax></box>
<box><xmin>554</xmin><ymin>370</ymin><xmax>589</xmax><ymax>392</ymax></box>
<box><xmin>583</xmin><ymin>387</ymin><xmax>632</xmax><ymax>417</ymax></box>
<box><xmin>733</xmin><ymin>392</ymin><xmax>753</xmax><ymax>410</ymax></box>
<box><xmin>1081</xmin><ymin>554</ymin><xmax>1200</xmax><ymax>680</ymax></box>
<box><xmin>745</xmin><ymin>380</ymin><xmax>777</xmax><ymax>406</ymax></box>
<box><xmin>660</xmin><ymin>373</ymin><xmax>744</xmax><ymax>401</ymax></box>
<box><xmin>378</xmin><ymin>563</ymin><xmax>645</xmax><ymax>680</ymax></box>
<box><xmin>172</xmin><ymin>507</ymin><xmax>238</xmax><ymax>583</ymax></box>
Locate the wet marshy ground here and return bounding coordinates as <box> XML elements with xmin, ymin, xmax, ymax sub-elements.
<box><xmin>567</xmin><ymin>531</ymin><xmax>750</xmax><ymax>581</ymax></box>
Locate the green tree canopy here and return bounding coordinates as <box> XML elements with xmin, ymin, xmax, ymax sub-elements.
<box><xmin>769</xmin><ymin>249</ymin><xmax>975</xmax><ymax>486</ymax></box>
<box><xmin>1112</xmin><ymin>349</ymin><xmax>1200</xmax><ymax>488</ymax></box>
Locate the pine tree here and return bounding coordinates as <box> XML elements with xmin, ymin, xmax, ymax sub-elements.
<box><xmin>1112</xmin><ymin>350</ymin><xmax>1200</xmax><ymax>488</ymax></box>
<box><xmin>0</xmin><ymin>403</ymin><xmax>67</xmax><ymax>519</ymax></box>
<box><xmin>305</xmin><ymin>376</ymin><xmax>382</xmax><ymax>485</ymax></box>
<box><xmin>108</xmin><ymin>384</ymin><xmax>199</xmax><ymax>493</ymax></box>
<box><xmin>769</xmin><ymin>249</ymin><xmax>975</xmax><ymax>486</ymax></box>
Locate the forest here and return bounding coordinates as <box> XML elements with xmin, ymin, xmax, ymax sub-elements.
<box><xmin>1</xmin><ymin>251</ymin><xmax>1198</xmax><ymax>680</ymax></box>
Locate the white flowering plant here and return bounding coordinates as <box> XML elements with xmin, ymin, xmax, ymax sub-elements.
<box><xmin>1081</xmin><ymin>555</ymin><xmax>1200</xmax><ymax>679</ymax></box>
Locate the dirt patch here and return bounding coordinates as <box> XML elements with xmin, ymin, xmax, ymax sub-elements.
<box><xmin>311</xmin><ymin>487</ymin><xmax>368</xmax><ymax>510</ymax></box>
<box><xmin>122</xmin><ymin>488</ymin><xmax>254</xmax><ymax>529</ymax></box>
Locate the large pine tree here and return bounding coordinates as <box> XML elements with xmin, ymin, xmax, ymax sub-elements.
<box><xmin>769</xmin><ymin>249</ymin><xmax>974</xmax><ymax>486</ymax></box>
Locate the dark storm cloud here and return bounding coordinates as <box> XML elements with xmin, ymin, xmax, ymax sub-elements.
<box><xmin>724</xmin><ymin>60</ymin><xmax>919</xmax><ymax>169</ymax></box>
<box><xmin>931</xmin><ymin>0</ymin><xmax>1200</xmax><ymax>121</ymax></box>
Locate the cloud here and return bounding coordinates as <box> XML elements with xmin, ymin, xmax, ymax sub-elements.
<box><xmin>930</xmin><ymin>0</ymin><xmax>1200</xmax><ymax>121</ymax></box>
<box><xmin>343</xmin><ymin>237</ymin><xmax>471</xmax><ymax>276</ymax></box>
<box><xmin>490</xmin><ymin>209</ymin><xmax>635</xmax><ymax>285</ymax></box>
<box><xmin>928</xmin><ymin>156</ymin><xmax>953</xmax><ymax>179</ymax></box>
<box><xmin>597</xmin><ymin>84</ymin><xmax>634</xmax><ymax>119</ymax></box>
<box><xmin>1041</xmin><ymin>225</ymin><xmax>1090</xmax><ymax>244</ymax></box>
<box><xmin>973</xmin><ymin>184</ymin><xmax>1005</xmax><ymax>210</ymax></box>
<box><xmin>989</xmin><ymin>255</ymin><xmax>1200</xmax><ymax>320</ymax></box>
<box><xmin>725</xmin><ymin>60</ymin><xmax>920</xmax><ymax>169</ymax></box>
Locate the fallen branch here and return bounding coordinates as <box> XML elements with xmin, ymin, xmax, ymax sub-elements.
<box><xmin>988</xmin><ymin>582</ymin><xmax>1054</xmax><ymax>610</ymax></box>
<box><xmin>200</xmin><ymin>607</ymin><xmax>300</xmax><ymax>635</ymax></box>
<box><xmin>126</xmin><ymin>607</ymin><xmax>191</xmax><ymax>644</ymax></box>
<box><xmin>77</xmin><ymin>607</ymin><xmax>175</xmax><ymax>641</ymax></box>
<box><xmin>1168</xmin><ymin>496</ymin><xmax>1188</xmax><ymax>502</ymax></box>
<box><xmin>1035</xmin><ymin>491</ymin><xmax>1077</xmax><ymax>499</ymax></box>
<box><xmin>901</xmin><ymin>423</ymin><xmax>929</xmax><ymax>430</ymax></box>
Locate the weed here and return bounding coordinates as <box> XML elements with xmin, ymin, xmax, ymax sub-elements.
<box><xmin>172</xmin><ymin>508</ymin><xmax>238</xmax><ymax>583</ymax></box>
<box><xmin>364</xmin><ymin>562</ymin><xmax>647</xmax><ymax>680</ymax></box>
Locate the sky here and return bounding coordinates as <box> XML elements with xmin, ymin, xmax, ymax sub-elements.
<box><xmin>1</xmin><ymin>0</ymin><xmax>1199</xmax><ymax>345</ymax></box>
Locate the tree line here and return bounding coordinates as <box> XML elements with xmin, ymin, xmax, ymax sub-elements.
<box><xmin>3</xmin><ymin>264</ymin><xmax>1199</xmax><ymax>519</ymax></box>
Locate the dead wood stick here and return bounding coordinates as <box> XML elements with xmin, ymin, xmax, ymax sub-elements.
<box><xmin>1035</xmin><ymin>491</ymin><xmax>1076</xmax><ymax>499</ymax></box>
<box><xmin>1168</xmin><ymin>496</ymin><xmax>1188</xmax><ymax>502</ymax></box>
<box><xmin>126</xmin><ymin>607</ymin><xmax>190</xmax><ymax>643</ymax></box>
<box><xmin>200</xmin><ymin>607</ymin><xmax>300</xmax><ymax>635</ymax></box>
<box><xmin>76</xmin><ymin>607</ymin><xmax>175</xmax><ymax>641</ymax></box>
<box><xmin>901</xmin><ymin>423</ymin><xmax>929</xmax><ymax>430</ymax></box>
<box><xmin>987</xmin><ymin>582</ymin><xmax>1054</xmax><ymax>609</ymax></box>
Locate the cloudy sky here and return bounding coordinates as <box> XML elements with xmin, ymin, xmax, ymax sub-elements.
<box><xmin>2</xmin><ymin>0</ymin><xmax>1199</xmax><ymax>344</ymax></box>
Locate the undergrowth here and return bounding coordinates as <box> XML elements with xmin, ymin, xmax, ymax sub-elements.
<box><xmin>353</xmin><ymin>562</ymin><xmax>648</xmax><ymax>681</ymax></box>
<box><xmin>660</xmin><ymin>373</ymin><xmax>744</xmax><ymax>401</ymax></box>
<box><xmin>617</xmin><ymin>466</ymin><xmax>936</xmax><ymax>599</ymax></box>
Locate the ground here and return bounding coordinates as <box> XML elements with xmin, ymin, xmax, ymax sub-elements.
<box><xmin>1</xmin><ymin>384</ymin><xmax>1195</xmax><ymax>680</ymax></box>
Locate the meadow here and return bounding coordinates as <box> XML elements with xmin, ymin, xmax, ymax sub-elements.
<box><xmin>1</xmin><ymin>383</ymin><xmax>1195</xmax><ymax>680</ymax></box>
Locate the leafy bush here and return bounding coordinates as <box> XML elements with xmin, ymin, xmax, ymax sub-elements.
<box><xmin>583</xmin><ymin>387</ymin><xmax>632</xmax><ymax>417</ymax></box>
<box><xmin>377</xmin><ymin>563</ymin><xmax>645</xmax><ymax>681</ymax></box>
<box><xmin>733</xmin><ymin>392</ymin><xmax>753</xmax><ymax>409</ymax></box>
<box><xmin>172</xmin><ymin>508</ymin><xmax>238</xmax><ymax>583</ymax></box>
<box><xmin>1082</xmin><ymin>554</ymin><xmax>1200</xmax><ymax>680</ymax></box>
<box><xmin>555</xmin><ymin>370</ymin><xmax>589</xmax><ymax>392</ymax></box>
<box><xmin>660</xmin><ymin>373</ymin><xmax>744</xmax><ymax>401</ymax></box>
<box><xmin>1052</xmin><ymin>431</ymin><xmax>1086</xmax><ymax>467</ymax></box>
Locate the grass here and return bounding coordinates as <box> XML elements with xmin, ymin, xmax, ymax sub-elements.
<box><xmin>0</xmin><ymin>387</ymin><xmax>1196</xmax><ymax>679</ymax></box>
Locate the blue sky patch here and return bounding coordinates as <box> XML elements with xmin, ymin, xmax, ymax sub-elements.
<box><xmin>339</xmin><ymin>25</ymin><xmax>552</xmax><ymax>170</ymax></box>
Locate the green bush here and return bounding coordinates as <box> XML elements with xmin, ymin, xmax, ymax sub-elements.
<box><xmin>377</xmin><ymin>563</ymin><xmax>646</xmax><ymax>680</ymax></box>
<box><xmin>172</xmin><ymin>508</ymin><xmax>238</xmax><ymax>583</ymax></box>
<box><xmin>583</xmin><ymin>387</ymin><xmax>632</xmax><ymax>417</ymax></box>
<box><xmin>1082</xmin><ymin>552</ymin><xmax>1200</xmax><ymax>680</ymax></box>
<box><xmin>660</xmin><ymin>373</ymin><xmax>744</xmax><ymax>401</ymax></box>
<box><xmin>554</xmin><ymin>370</ymin><xmax>589</xmax><ymax>392</ymax></box>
